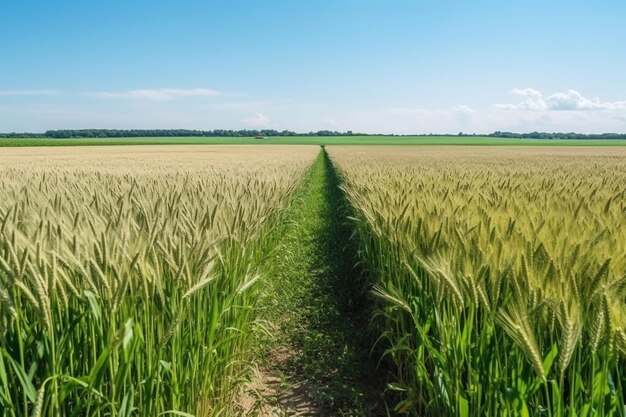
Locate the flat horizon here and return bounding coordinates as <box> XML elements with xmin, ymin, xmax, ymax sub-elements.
<box><xmin>2</xmin><ymin>1</ymin><xmax>626</xmax><ymax>134</ymax></box>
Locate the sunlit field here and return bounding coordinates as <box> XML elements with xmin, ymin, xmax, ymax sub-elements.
<box><xmin>0</xmin><ymin>145</ymin><xmax>317</xmax><ymax>417</ymax></box>
<box><xmin>2</xmin><ymin>144</ymin><xmax>626</xmax><ymax>416</ymax></box>
<box><xmin>329</xmin><ymin>146</ymin><xmax>626</xmax><ymax>416</ymax></box>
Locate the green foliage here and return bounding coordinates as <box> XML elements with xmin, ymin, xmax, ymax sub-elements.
<box><xmin>0</xmin><ymin>146</ymin><xmax>317</xmax><ymax>416</ymax></box>
<box><xmin>255</xmin><ymin>150</ymin><xmax>383</xmax><ymax>415</ymax></box>
<box><xmin>330</xmin><ymin>146</ymin><xmax>626</xmax><ymax>417</ymax></box>
<box><xmin>491</xmin><ymin>131</ymin><xmax>626</xmax><ymax>140</ymax></box>
<box><xmin>2</xmin><ymin>129</ymin><xmax>626</xmax><ymax>140</ymax></box>
<box><xmin>0</xmin><ymin>129</ymin><xmax>363</xmax><ymax>139</ymax></box>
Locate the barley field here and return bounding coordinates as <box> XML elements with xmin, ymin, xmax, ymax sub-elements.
<box><xmin>329</xmin><ymin>146</ymin><xmax>626</xmax><ymax>416</ymax></box>
<box><xmin>0</xmin><ymin>145</ymin><xmax>317</xmax><ymax>417</ymax></box>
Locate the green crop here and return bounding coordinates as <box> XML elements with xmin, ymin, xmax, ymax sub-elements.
<box><xmin>4</xmin><ymin>143</ymin><xmax>625</xmax><ymax>416</ymax></box>
<box><xmin>329</xmin><ymin>146</ymin><xmax>626</xmax><ymax>417</ymax></box>
<box><xmin>0</xmin><ymin>145</ymin><xmax>318</xmax><ymax>417</ymax></box>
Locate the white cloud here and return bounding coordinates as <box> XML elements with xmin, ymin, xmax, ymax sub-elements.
<box><xmin>4</xmin><ymin>85</ymin><xmax>626</xmax><ymax>134</ymax></box>
<box><xmin>547</xmin><ymin>89</ymin><xmax>626</xmax><ymax>110</ymax></box>
<box><xmin>512</xmin><ymin>88</ymin><xmax>543</xmax><ymax>99</ymax></box>
<box><xmin>494</xmin><ymin>88</ymin><xmax>548</xmax><ymax>111</ymax></box>
<box><xmin>86</xmin><ymin>88</ymin><xmax>221</xmax><ymax>101</ymax></box>
<box><xmin>495</xmin><ymin>88</ymin><xmax>626</xmax><ymax>111</ymax></box>
<box><xmin>452</xmin><ymin>104</ymin><xmax>475</xmax><ymax>114</ymax></box>
<box><xmin>241</xmin><ymin>112</ymin><xmax>272</xmax><ymax>128</ymax></box>
<box><xmin>0</xmin><ymin>89</ymin><xmax>63</xmax><ymax>97</ymax></box>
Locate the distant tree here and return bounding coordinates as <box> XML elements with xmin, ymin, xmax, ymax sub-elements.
<box><xmin>3</xmin><ymin>129</ymin><xmax>625</xmax><ymax>140</ymax></box>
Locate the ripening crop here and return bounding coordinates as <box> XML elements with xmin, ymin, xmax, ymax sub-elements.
<box><xmin>0</xmin><ymin>145</ymin><xmax>318</xmax><ymax>417</ymax></box>
<box><xmin>329</xmin><ymin>146</ymin><xmax>626</xmax><ymax>417</ymax></box>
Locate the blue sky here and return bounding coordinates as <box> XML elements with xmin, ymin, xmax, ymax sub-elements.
<box><xmin>1</xmin><ymin>0</ymin><xmax>626</xmax><ymax>134</ymax></box>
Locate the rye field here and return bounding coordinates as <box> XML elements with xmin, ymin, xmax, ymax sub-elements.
<box><xmin>1</xmin><ymin>144</ymin><xmax>625</xmax><ymax>416</ymax></box>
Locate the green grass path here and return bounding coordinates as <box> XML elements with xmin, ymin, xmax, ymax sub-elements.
<box><xmin>256</xmin><ymin>148</ymin><xmax>384</xmax><ymax>415</ymax></box>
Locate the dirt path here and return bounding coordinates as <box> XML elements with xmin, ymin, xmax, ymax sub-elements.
<box><xmin>241</xmin><ymin>148</ymin><xmax>386</xmax><ymax>416</ymax></box>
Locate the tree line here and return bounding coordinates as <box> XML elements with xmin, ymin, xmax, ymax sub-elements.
<box><xmin>489</xmin><ymin>131</ymin><xmax>626</xmax><ymax>139</ymax></box>
<box><xmin>1</xmin><ymin>129</ymin><xmax>625</xmax><ymax>139</ymax></box>
<box><xmin>0</xmin><ymin>129</ymin><xmax>359</xmax><ymax>138</ymax></box>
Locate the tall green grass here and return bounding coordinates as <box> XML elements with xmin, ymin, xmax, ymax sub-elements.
<box><xmin>330</xmin><ymin>146</ymin><xmax>626</xmax><ymax>416</ymax></box>
<box><xmin>0</xmin><ymin>146</ymin><xmax>317</xmax><ymax>416</ymax></box>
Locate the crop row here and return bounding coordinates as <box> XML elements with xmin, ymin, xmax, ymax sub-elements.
<box><xmin>0</xmin><ymin>145</ymin><xmax>318</xmax><ymax>417</ymax></box>
<box><xmin>329</xmin><ymin>146</ymin><xmax>626</xmax><ymax>417</ymax></box>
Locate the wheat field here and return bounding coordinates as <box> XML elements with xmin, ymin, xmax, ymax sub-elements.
<box><xmin>0</xmin><ymin>145</ymin><xmax>318</xmax><ymax>417</ymax></box>
<box><xmin>2</xmin><ymin>144</ymin><xmax>626</xmax><ymax>416</ymax></box>
<box><xmin>329</xmin><ymin>146</ymin><xmax>626</xmax><ymax>416</ymax></box>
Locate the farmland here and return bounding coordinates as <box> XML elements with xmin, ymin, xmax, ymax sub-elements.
<box><xmin>1</xmin><ymin>144</ymin><xmax>626</xmax><ymax>416</ymax></box>
<box><xmin>329</xmin><ymin>146</ymin><xmax>626</xmax><ymax>416</ymax></box>
<box><xmin>0</xmin><ymin>145</ymin><xmax>317</xmax><ymax>416</ymax></box>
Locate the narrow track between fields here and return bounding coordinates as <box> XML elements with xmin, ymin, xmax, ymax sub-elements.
<box><xmin>242</xmin><ymin>148</ymin><xmax>386</xmax><ymax>416</ymax></box>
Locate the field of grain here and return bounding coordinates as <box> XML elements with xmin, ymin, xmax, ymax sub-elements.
<box><xmin>0</xmin><ymin>145</ymin><xmax>318</xmax><ymax>417</ymax></box>
<box><xmin>329</xmin><ymin>146</ymin><xmax>626</xmax><ymax>416</ymax></box>
<box><xmin>3</xmin><ymin>143</ymin><xmax>626</xmax><ymax>417</ymax></box>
